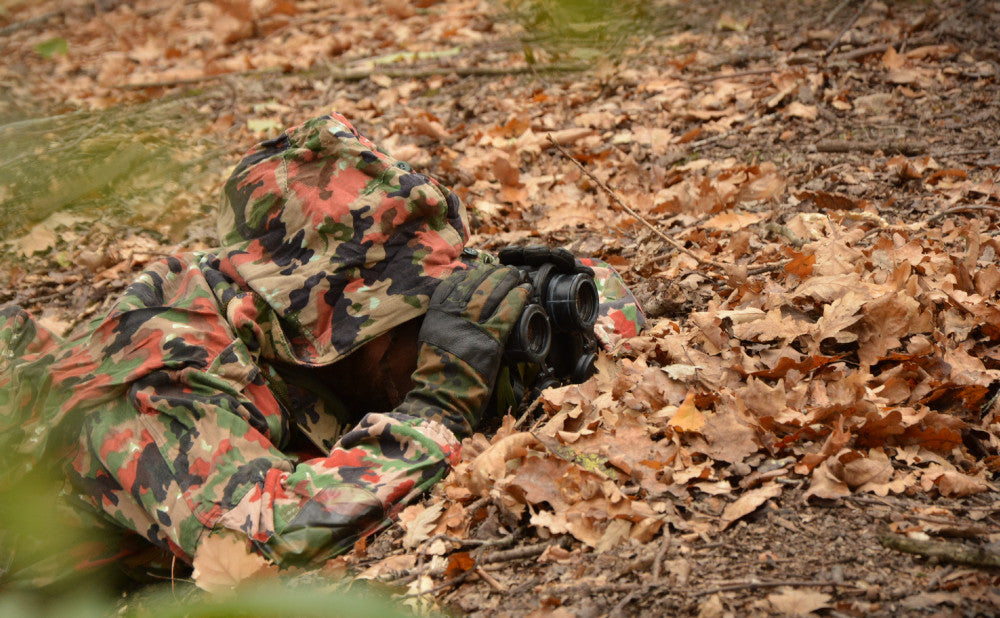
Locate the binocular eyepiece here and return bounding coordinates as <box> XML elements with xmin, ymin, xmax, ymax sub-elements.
<box><xmin>506</xmin><ymin>266</ymin><xmax>600</xmax><ymax>383</ymax></box>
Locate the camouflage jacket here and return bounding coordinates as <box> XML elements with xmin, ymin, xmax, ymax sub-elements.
<box><xmin>0</xmin><ymin>113</ymin><xmax>644</xmax><ymax>581</ymax></box>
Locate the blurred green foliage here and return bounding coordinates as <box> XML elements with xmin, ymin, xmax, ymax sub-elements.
<box><xmin>506</xmin><ymin>0</ymin><xmax>676</xmax><ymax>59</ymax></box>
<box><xmin>0</xmin><ymin>95</ymin><xmax>227</xmax><ymax>242</ymax></box>
<box><xmin>33</xmin><ymin>37</ymin><xmax>67</xmax><ymax>59</ymax></box>
<box><xmin>0</xmin><ymin>461</ymin><xmax>420</xmax><ymax>617</ymax></box>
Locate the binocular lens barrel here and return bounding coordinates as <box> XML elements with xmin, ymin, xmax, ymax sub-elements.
<box><xmin>506</xmin><ymin>303</ymin><xmax>551</xmax><ymax>365</ymax></box>
<box><xmin>544</xmin><ymin>273</ymin><xmax>599</xmax><ymax>331</ymax></box>
<box><xmin>572</xmin><ymin>351</ymin><xmax>597</xmax><ymax>383</ymax></box>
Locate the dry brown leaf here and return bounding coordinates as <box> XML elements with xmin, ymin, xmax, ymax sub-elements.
<box><xmin>357</xmin><ymin>554</ymin><xmax>417</xmax><ymax>580</ymax></box>
<box><xmin>468</xmin><ymin>432</ymin><xmax>541</xmax><ymax>495</ymax></box>
<box><xmin>803</xmin><ymin>463</ymin><xmax>851</xmax><ymax>501</ymax></box>
<box><xmin>929</xmin><ymin>470</ymin><xmax>991</xmax><ymax>498</ymax></box>
<box><xmin>14</xmin><ymin>224</ymin><xmax>58</xmax><ymax>257</ymax></box>
<box><xmin>784</xmin><ymin>101</ymin><xmax>818</xmax><ymax>120</ymax></box>
<box><xmin>720</xmin><ymin>483</ymin><xmax>782</xmax><ymax>529</ymax></box>
<box><xmin>767</xmin><ymin>587</ymin><xmax>832</xmax><ymax>616</ymax></box>
<box><xmin>701</xmin><ymin>410</ymin><xmax>759</xmax><ymax>464</ymax></box>
<box><xmin>401</xmin><ymin>501</ymin><xmax>444</xmax><ymax>549</ymax></box>
<box><xmin>191</xmin><ymin>531</ymin><xmax>277</xmax><ymax>594</ymax></box>
<box><xmin>669</xmin><ymin>391</ymin><xmax>706</xmax><ymax>432</ymax></box>
<box><xmin>702</xmin><ymin>211</ymin><xmax>767</xmax><ymax>232</ymax></box>
<box><xmin>445</xmin><ymin>551</ymin><xmax>475</xmax><ymax>578</ymax></box>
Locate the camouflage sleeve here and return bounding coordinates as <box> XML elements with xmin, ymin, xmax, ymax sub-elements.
<box><xmin>72</xmin><ymin>365</ymin><xmax>459</xmax><ymax>568</ymax></box>
<box><xmin>231</xmin><ymin>412</ymin><xmax>459</xmax><ymax>565</ymax></box>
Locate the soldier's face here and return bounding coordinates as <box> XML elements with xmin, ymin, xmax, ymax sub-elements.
<box><xmin>322</xmin><ymin>318</ymin><xmax>421</xmax><ymax>414</ymax></box>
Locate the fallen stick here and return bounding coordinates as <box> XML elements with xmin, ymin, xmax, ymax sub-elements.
<box><xmin>926</xmin><ymin>205</ymin><xmax>1000</xmax><ymax>225</ymax></box>
<box><xmin>816</xmin><ymin>139</ymin><xmax>924</xmax><ymax>156</ymax></box>
<box><xmin>0</xmin><ymin>9</ymin><xmax>64</xmax><ymax>37</ymax></box>
<box><xmin>823</xmin><ymin>0</ymin><xmax>853</xmax><ymax>25</ymax></box>
<box><xmin>691</xmin><ymin>579</ymin><xmax>854</xmax><ymax>597</ymax></box>
<box><xmin>121</xmin><ymin>63</ymin><xmax>587</xmax><ymax>90</ymax></box>
<box><xmin>824</xmin><ymin>0</ymin><xmax>874</xmax><ymax>58</ymax></box>
<box><xmin>877</xmin><ymin>530</ymin><xmax>1000</xmax><ymax>568</ymax></box>
<box><xmin>690</xmin><ymin>68</ymin><xmax>775</xmax><ymax>84</ymax></box>
<box><xmin>827</xmin><ymin>43</ymin><xmax>891</xmax><ymax>62</ymax></box>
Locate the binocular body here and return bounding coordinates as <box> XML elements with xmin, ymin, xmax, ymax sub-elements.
<box><xmin>505</xmin><ymin>262</ymin><xmax>600</xmax><ymax>384</ymax></box>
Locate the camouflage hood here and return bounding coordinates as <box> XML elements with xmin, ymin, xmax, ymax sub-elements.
<box><xmin>216</xmin><ymin>113</ymin><xmax>469</xmax><ymax>366</ymax></box>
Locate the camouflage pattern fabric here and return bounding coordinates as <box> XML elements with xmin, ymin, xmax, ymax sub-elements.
<box><xmin>0</xmin><ymin>112</ymin><xmax>643</xmax><ymax>583</ymax></box>
<box><xmin>216</xmin><ymin>112</ymin><xmax>469</xmax><ymax>367</ymax></box>
<box><xmin>579</xmin><ymin>258</ymin><xmax>646</xmax><ymax>349</ymax></box>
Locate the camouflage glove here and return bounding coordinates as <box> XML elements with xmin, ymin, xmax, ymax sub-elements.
<box><xmin>395</xmin><ymin>262</ymin><xmax>530</xmax><ymax>438</ymax></box>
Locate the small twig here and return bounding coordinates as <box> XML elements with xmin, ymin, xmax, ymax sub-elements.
<box><xmin>547</xmin><ymin>135</ymin><xmax>729</xmax><ymax>275</ymax></box>
<box><xmin>828</xmin><ymin>43</ymin><xmax>891</xmax><ymax>62</ymax></box>
<box><xmin>0</xmin><ymin>9</ymin><xmax>64</xmax><ymax>37</ymax></box>
<box><xmin>121</xmin><ymin>63</ymin><xmax>587</xmax><ymax>90</ymax></box>
<box><xmin>514</xmin><ymin>398</ymin><xmax>543</xmax><ymax>430</ymax></box>
<box><xmin>933</xmin><ymin>149</ymin><xmax>993</xmax><ymax>157</ymax></box>
<box><xmin>609</xmin><ymin>587</ymin><xmax>643</xmax><ymax>617</ymax></box>
<box><xmin>747</xmin><ymin>260</ymin><xmax>792</xmax><ymax>276</ymax></box>
<box><xmin>475</xmin><ymin>566</ymin><xmax>505</xmax><ymax>592</ymax></box>
<box><xmin>824</xmin><ymin>0</ymin><xmax>874</xmax><ymax>58</ymax></box>
<box><xmin>925</xmin><ymin>565</ymin><xmax>954</xmax><ymax>591</ymax></box>
<box><xmin>823</xmin><ymin>0</ymin><xmax>853</xmax><ymax>25</ymax></box>
<box><xmin>480</xmin><ymin>539</ymin><xmax>562</xmax><ymax>565</ymax></box>
<box><xmin>691</xmin><ymin>579</ymin><xmax>851</xmax><ymax>597</ymax></box>
<box><xmin>683</xmin><ymin>112</ymin><xmax>777</xmax><ymax>151</ymax></box>
<box><xmin>926</xmin><ymin>205</ymin><xmax>1000</xmax><ymax>225</ymax></box>
<box><xmin>60</xmin><ymin>301</ymin><xmax>101</xmax><ymax>339</ymax></box>
<box><xmin>651</xmin><ymin>529</ymin><xmax>672</xmax><ymax>582</ymax></box>
<box><xmin>690</xmin><ymin>68</ymin><xmax>775</xmax><ymax>84</ymax></box>
<box><xmin>816</xmin><ymin>139</ymin><xmax>924</xmax><ymax>156</ymax></box>
<box><xmin>402</xmin><ymin>538</ymin><xmax>561</xmax><ymax>597</ymax></box>
<box><xmin>25</xmin><ymin>279</ymin><xmax>84</xmax><ymax>304</ymax></box>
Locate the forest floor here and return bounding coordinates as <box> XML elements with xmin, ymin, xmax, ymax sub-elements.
<box><xmin>2</xmin><ymin>0</ymin><xmax>1000</xmax><ymax>616</ymax></box>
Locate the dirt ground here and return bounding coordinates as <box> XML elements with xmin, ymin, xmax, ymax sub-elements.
<box><xmin>1</xmin><ymin>0</ymin><xmax>999</xmax><ymax>615</ymax></box>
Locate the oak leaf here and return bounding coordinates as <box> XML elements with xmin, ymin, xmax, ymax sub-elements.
<box><xmin>669</xmin><ymin>392</ymin><xmax>706</xmax><ymax>432</ymax></box>
<box><xmin>191</xmin><ymin>531</ymin><xmax>277</xmax><ymax>594</ymax></box>
<box><xmin>468</xmin><ymin>432</ymin><xmax>541</xmax><ymax>495</ymax></box>
<box><xmin>720</xmin><ymin>483</ymin><xmax>782</xmax><ymax>529</ymax></box>
<box><xmin>401</xmin><ymin>501</ymin><xmax>444</xmax><ymax>549</ymax></box>
<box><xmin>803</xmin><ymin>463</ymin><xmax>851</xmax><ymax>501</ymax></box>
<box><xmin>767</xmin><ymin>588</ymin><xmax>832</xmax><ymax>616</ymax></box>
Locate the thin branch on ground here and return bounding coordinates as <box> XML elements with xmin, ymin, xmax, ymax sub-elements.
<box><xmin>824</xmin><ymin>0</ymin><xmax>874</xmax><ymax>57</ymax></box>
<box><xmin>547</xmin><ymin>135</ymin><xmax>730</xmax><ymax>275</ymax></box>
<box><xmin>691</xmin><ymin>579</ymin><xmax>856</xmax><ymax>597</ymax></box>
<box><xmin>0</xmin><ymin>9</ymin><xmax>64</xmax><ymax>36</ymax></box>
<box><xmin>816</xmin><ymin>139</ymin><xmax>924</xmax><ymax>156</ymax></box>
<box><xmin>823</xmin><ymin>0</ymin><xmax>853</xmax><ymax>25</ymax></box>
<box><xmin>926</xmin><ymin>205</ymin><xmax>1000</xmax><ymax>225</ymax></box>
<box><xmin>401</xmin><ymin>538</ymin><xmax>563</xmax><ymax>598</ymax></box>
<box><xmin>877</xmin><ymin>529</ymin><xmax>1000</xmax><ymax>568</ymax></box>
<box><xmin>652</xmin><ymin>529</ymin><xmax>672</xmax><ymax>582</ymax></box>
<box><xmin>690</xmin><ymin>68</ymin><xmax>775</xmax><ymax>84</ymax></box>
<box><xmin>120</xmin><ymin>63</ymin><xmax>586</xmax><ymax>90</ymax></box>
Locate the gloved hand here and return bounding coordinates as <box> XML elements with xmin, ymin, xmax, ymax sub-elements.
<box><xmin>395</xmin><ymin>262</ymin><xmax>530</xmax><ymax>438</ymax></box>
<box><xmin>498</xmin><ymin>245</ymin><xmax>594</xmax><ymax>277</ymax></box>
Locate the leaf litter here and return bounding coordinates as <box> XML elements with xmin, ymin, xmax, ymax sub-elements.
<box><xmin>2</xmin><ymin>0</ymin><xmax>1000</xmax><ymax>614</ymax></box>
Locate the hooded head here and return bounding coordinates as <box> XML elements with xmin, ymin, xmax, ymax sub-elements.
<box><xmin>216</xmin><ymin>113</ymin><xmax>469</xmax><ymax>366</ymax></box>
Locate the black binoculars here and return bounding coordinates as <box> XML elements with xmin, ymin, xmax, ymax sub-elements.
<box><xmin>505</xmin><ymin>262</ymin><xmax>600</xmax><ymax>384</ymax></box>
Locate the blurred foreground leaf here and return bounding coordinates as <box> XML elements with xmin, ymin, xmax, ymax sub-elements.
<box><xmin>33</xmin><ymin>38</ymin><xmax>67</xmax><ymax>59</ymax></box>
